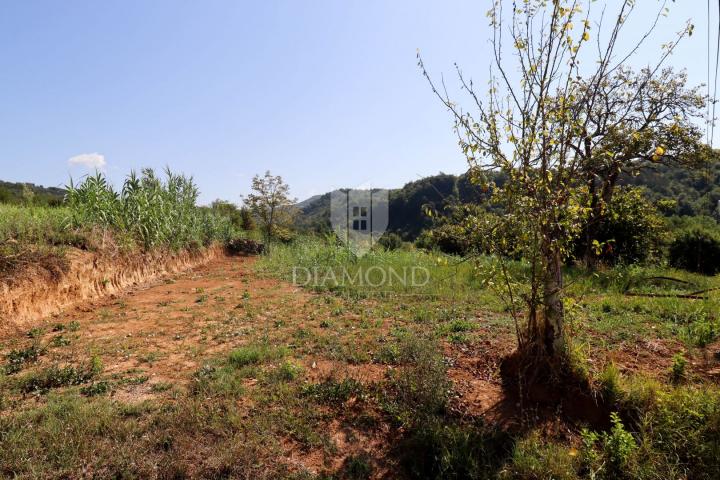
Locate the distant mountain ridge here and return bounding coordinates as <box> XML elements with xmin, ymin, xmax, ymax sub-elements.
<box><xmin>296</xmin><ymin>162</ymin><xmax>720</xmax><ymax>240</ymax></box>
<box><xmin>294</xmin><ymin>172</ymin><xmax>499</xmax><ymax>239</ymax></box>
<box><xmin>0</xmin><ymin>180</ymin><xmax>66</xmax><ymax>205</ymax></box>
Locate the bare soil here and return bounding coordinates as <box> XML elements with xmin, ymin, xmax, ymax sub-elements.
<box><xmin>1</xmin><ymin>254</ymin><xmax>704</xmax><ymax>478</ymax></box>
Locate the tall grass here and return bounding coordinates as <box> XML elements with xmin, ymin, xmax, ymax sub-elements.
<box><xmin>256</xmin><ymin>235</ymin><xmax>497</xmax><ymax>304</ymax></box>
<box><xmin>0</xmin><ymin>204</ymin><xmax>70</xmax><ymax>245</ymax></box>
<box><xmin>65</xmin><ymin>169</ymin><xmax>237</xmax><ymax>250</ymax></box>
<box><xmin>0</xmin><ymin>205</ymin><xmax>76</xmax><ymax>280</ymax></box>
<box><xmin>1</xmin><ymin>168</ymin><xmax>242</xmax><ymax>281</ymax></box>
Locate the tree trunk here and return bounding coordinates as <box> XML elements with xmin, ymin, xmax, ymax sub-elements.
<box><xmin>541</xmin><ymin>248</ymin><xmax>565</xmax><ymax>357</ymax></box>
<box><xmin>583</xmin><ymin>166</ymin><xmax>620</xmax><ymax>269</ymax></box>
<box><xmin>583</xmin><ymin>172</ymin><xmax>601</xmax><ymax>269</ymax></box>
<box><xmin>525</xmin><ymin>240</ymin><xmax>565</xmax><ymax>359</ymax></box>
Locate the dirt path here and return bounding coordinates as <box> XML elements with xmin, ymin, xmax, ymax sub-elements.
<box><xmin>3</xmin><ymin>256</ymin><xmax>330</xmax><ymax>400</ymax></box>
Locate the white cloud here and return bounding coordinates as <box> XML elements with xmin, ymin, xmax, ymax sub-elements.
<box><xmin>68</xmin><ymin>153</ymin><xmax>106</xmax><ymax>170</ymax></box>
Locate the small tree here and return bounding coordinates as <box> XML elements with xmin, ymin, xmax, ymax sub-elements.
<box><xmin>421</xmin><ymin>0</ymin><xmax>700</xmax><ymax>368</ymax></box>
<box><xmin>243</xmin><ymin>171</ymin><xmax>296</xmax><ymax>241</ymax></box>
<box><xmin>575</xmin><ymin>67</ymin><xmax>708</xmax><ymax>267</ymax></box>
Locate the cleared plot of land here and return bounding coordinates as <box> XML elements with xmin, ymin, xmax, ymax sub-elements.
<box><xmin>1</xmin><ymin>252</ymin><xmax>719</xmax><ymax>479</ymax></box>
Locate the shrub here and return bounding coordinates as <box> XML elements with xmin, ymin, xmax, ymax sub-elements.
<box><xmin>378</xmin><ymin>232</ymin><xmax>404</xmax><ymax>251</ymax></box>
<box><xmin>415</xmin><ymin>204</ymin><xmax>506</xmax><ymax>257</ymax></box>
<box><xmin>384</xmin><ymin>336</ymin><xmax>450</xmax><ymax>423</ymax></box>
<box><xmin>225</xmin><ymin>238</ymin><xmax>264</xmax><ymax>256</ymax></box>
<box><xmin>602</xmin><ymin>412</ymin><xmax>637</xmax><ymax>472</ymax></box>
<box><xmin>575</xmin><ymin>187</ymin><xmax>666</xmax><ymax>265</ymax></box>
<box><xmin>669</xmin><ymin>228</ymin><xmax>720</xmax><ymax>275</ymax></box>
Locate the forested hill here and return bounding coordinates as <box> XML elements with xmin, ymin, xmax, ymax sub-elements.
<box><xmin>0</xmin><ymin>180</ymin><xmax>66</xmax><ymax>206</ymax></box>
<box><xmin>296</xmin><ymin>161</ymin><xmax>720</xmax><ymax>240</ymax></box>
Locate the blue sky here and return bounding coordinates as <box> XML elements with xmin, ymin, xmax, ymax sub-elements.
<box><xmin>0</xmin><ymin>1</ymin><xmax>714</xmax><ymax>204</ymax></box>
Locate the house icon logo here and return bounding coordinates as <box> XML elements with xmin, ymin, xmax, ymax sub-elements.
<box><xmin>330</xmin><ymin>189</ymin><xmax>389</xmax><ymax>256</ymax></box>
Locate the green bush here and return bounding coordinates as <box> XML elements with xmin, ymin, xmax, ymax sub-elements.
<box><xmin>378</xmin><ymin>232</ymin><xmax>404</xmax><ymax>251</ymax></box>
<box><xmin>669</xmin><ymin>228</ymin><xmax>720</xmax><ymax>275</ymax></box>
<box><xmin>576</xmin><ymin>187</ymin><xmax>666</xmax><ymax>265</ymax></box>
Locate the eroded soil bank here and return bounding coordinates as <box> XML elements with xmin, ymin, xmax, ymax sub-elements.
<box><xmin>0</xmin><ymin>245</ymin><xmax>224</xmax><ymax>332</ymax></box>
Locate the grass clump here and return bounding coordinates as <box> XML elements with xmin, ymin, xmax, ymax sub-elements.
<box><xmin>503</xmin><ymin>432</ymin><xmax>577</xmax><ymax>480</ymax></box>
<box><xmin>268</xmin><ymin>361</ymin><xmax>302</xmax><ymax>383</ymax></box>
<box><xmin>401</xmin><ymin>420</ymin><xmax>514</xmax><ymax>480</ymax></box>
<box><xmin>0</xmin><ymin>393</ymin><xmax>139</xmax><ymax>478</ymax></box>
<box><xmin>384</xmin><ymin>335</ymin><xmax>450</xmax><ymax>423</ymax></box>
<box><xmin>191</xmin><ymin>364</ymin><xmax>246</xmax><ymax>398</ymax></box>
<box><xmin>228</xmin><ymin>344</ymin><xmax>288</xmax><ymax>368</ymax></box>
<box><xmin>303</xmin><ymin>378</ymin><xmax>365</xmax><ymax>405</ymax></box>
<box><xmin>339</xmin><ymin>453</ymin><xmax>374</xmax><ymax>480</ymax></box>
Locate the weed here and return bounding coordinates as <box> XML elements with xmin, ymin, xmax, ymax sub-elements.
<box><xmin>269</xmin><ymin>361</ymin><xmax>302</xmax><ymax>383</ymax></box>
<box><xmin>400</xmin><ymin>419</ymin><xmax>514</xmax><ymax>480</ymax></box>
<box><xmin>191</xmin><ymin>364</ymin><xmax>245</xmax><ymax>398</ymax></box>
<box><xmin>384</xmin><ymin>336</ymin><xmax>450</xmax><ymax>423</ymax></box>
<box><xmin>27</xmin><ymin>328</ymin><xmax>44</xmax><ymax>339</ymax></box>
<box><xmin>374</xmin><ymin>342</ymin><xmax>400</xmax><ymax>365</ymax></box>
<box><xmin>50</xmin><ymin>335</ymin><xmax>71</xmax><ymax>348</ymax></box>
<box><xmin>603</xmin><ymin>412</ymin><xmax>637</xmax><ymax>471</ymax></box>
<box><xmin>4</xmin><ymin>344</ymin><xmax>43</xmax><ymax>374</ymax></box>
<box><xmin>20</xmin><ymin>357</ymin><xmax>102</xmax><ymax>394</ymax></box>
<box><xmin>121</xmin><ymin>375</ymin><xmax>149</xmax><ymax>386</ymax></box>
<box><xmin>505</xmin><ymin>432</ymin><xmax>577</xmax><ymax>480</ymax></box>
<box><xmin>670</xmin><ymin>353</ymin><xmax>687</xmax><ymax>383</ymax></box>
<box><xmin>81</xmin><ymin>381</ymin><xmax>111</xmax><ymax>397</ymax></box>
<box><xmin>340</xmin><ymin>453</ymin><xmax>374</xmax><ymax>480</ymax></box>
<box><xmin>303</xmin><ymin>378</ymin><xmax>364</xmax><ymax>405</ymax></box>
<box><xmin>598</xmin><ymin>362</ymin><xmax>622</xmax><ymax>404</ymax></box>
<box><xmin>150</xmin><ymin>382</ymin><xmax>174</xmax><ymax>393</ymax></box>
<box><xmin>448</xmin><ymin>332</ymin><xmax>469</xmax><ymax>344</ymax></box>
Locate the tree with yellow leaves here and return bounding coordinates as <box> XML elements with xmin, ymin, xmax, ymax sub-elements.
<box><xmin>419</xmin><ymin>0</ymin><xmax>705</xmax><ymax>377</ymax></box>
